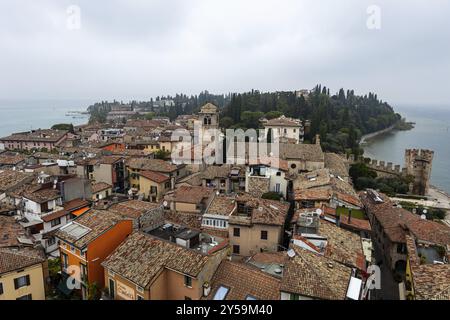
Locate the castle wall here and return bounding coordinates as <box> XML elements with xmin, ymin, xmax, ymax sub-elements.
<box><xmin>353</xmin><ymin>149</ymin><xmax>434</xmax><ymax>196</ymax></box>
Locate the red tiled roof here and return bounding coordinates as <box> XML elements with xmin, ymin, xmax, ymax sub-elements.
<box><xmin>63</xmin><ymin>198</ymin><xmax>90</xmax><ymax>212</ymax></box>
<box><xmin>41</xmin><ymin>209</ymin><xmax>69</xmax><ymax>222</ymax></box>
<box><xmin>139</xmin><ymin>170</ymin><xmax>170</xmax><ymax>183</ymax></box>
<box><xmin>207</xmin><ymin>261</ymin><xmax>281</xmax><ymax>300</ymax></box>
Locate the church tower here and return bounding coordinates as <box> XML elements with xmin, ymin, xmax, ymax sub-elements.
<box><xmin>198</xmin><ymin>103</ymin><xmax>220</xmax><ymax>145</ymax></box>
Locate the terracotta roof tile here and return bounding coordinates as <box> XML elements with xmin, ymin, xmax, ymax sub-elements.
<box><xmin>207</xmin><ymin>261</ymin><xmax>280</xmax><ymax>300</ymax></box>
<box><xmin>280</xmin><ymin>246</ymin><xmax>352</xmax><ymax>300</ymax></box>
<box><xmin>0</xmin><ymin>247</ymin><xmax>46</xmax><ymax>275</ymax></box>
<box><xmin>139</xmin><ymin>170</ymin><xmax>170</xmax><ymax>183</ymax></box>
<box><xmin>102</xmin><ymin>232</ymin><xmax>211</xmax><ymax>288</ymax></box>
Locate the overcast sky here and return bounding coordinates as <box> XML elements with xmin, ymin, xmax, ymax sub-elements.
<box><xmin>0</xmin><ymin>0</ymin><xmax>449</xmax><ymax>106</ymax></box>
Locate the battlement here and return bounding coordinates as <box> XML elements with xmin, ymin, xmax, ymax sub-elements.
<box><xmin>405</xmin><ymin>149</ymin><xmax>434</xmax><ymax>163</ymax></box>
<box><xmin>366</xmin><ymin>158</ymin><xmax>404</xmax><ymax>175</ymax></box>
<box><xmin>352</xmin><ymin>148</ymin><xmax>434</xmax><ymax>196</ymax></box>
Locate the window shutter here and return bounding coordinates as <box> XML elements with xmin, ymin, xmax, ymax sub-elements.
<box><xmin>14</xmin><ymin>278</ymin><xmax>19</xmax><ymax>289</ymax></box>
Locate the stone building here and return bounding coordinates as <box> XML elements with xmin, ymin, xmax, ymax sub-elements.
<box><xmin>404</xmin><ymin>149</ymin><xmax>434</xmax><ymax>195</ymax></box>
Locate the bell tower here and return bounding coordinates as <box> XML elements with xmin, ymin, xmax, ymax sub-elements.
<box><xmin>198</xmin><ymin>103</ymin><xmax>219</xmax><ymax>145</ymax></box>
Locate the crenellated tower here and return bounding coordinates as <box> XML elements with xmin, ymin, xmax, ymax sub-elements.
<box><xmin>404</xmin><ymin>149</ymin><xmax>434</xmax><ymax>195</ymax></box>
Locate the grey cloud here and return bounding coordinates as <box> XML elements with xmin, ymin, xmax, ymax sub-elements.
<box><xmin>0</xmin><ymin>0</ymin><xmax>449</xmax><ymax>106</ymax></box>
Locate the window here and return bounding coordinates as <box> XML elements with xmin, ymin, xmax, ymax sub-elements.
<box><xmin>109</xmin><ymin>279</ymin><xmax>115</xmax><ymax>299</ymax></box>
<box><xmin>80</xmin><ymin>263</ymin><xmax>88</xmax><ymax>281</ymax></box>
<box><xmin>290</xmin><ymin>293</ymin><xmax>300</xmax><ymax>300</ymax></box>
<box><xmin>184</xmin><ymin>296</ymin><xmax>192</xmax><ymax>300</ymax></box>
<box><xmin>62</xmin><ymin>253</ymin><xmax>68</xmax><ymax>270</ymax></box>
<box><xmin>137</xmin><ymin>295</ymin><xmax>144</xmax><ymax>300</ymax></box>
<box><xmin>0</xmin><ymin>282</ymin><xmax>3</xmax><ymax>295</ymax></box>
<box><xmin>47</xmin><ymin>237</ymin><xmax>56</xmax><ymax>246</ymax></box>
<box><xmin>233</xmin><ymin>245</ymin><xmax>240</xmax><ymax>254</ymax></box>
<box><xmin>261</xmin><ymin>230</ymin><xmax>268</xmax><ymax>240</ymax></box>
<box><xmin>51</xmin><ymin>217</ymin><xmax>61</xmax><ymax>227</ymax></box>
<box><xmin>184</xmin><ymin>275</ymin><xmax>192</xmax><ymax>288</ymax></box>
<box><xmin>397</xmin><ymin>243</ymin><xmax>407</xmax><ymax>254</ymax></box>
<box><xmin>246</xmin><ymin>295</ymin><xmax>257</xmax><ymax>300</ymax></box>
<box><xmin>275</xmin><ymin>183</ymin><xmax>281</xmax><ymax>193</ymax></box>
<box><xmin>233</xmin><ymin>228</ymin><xmax>240</xmax><ymax>237</ymax></box>
<box><xmin>16</xmin><ymin>294</ymin><xmax>32</xmax><ymax>300</ymax></box>
<box><xmin>14</xmin><ymin>275</ymin><xmax>30</xmax><ymax>289</ymax></box>
<box><xmin>276</xmin><ymin>171</ymin><xmax>281</xmax><ymax>176</ymax></box>
<box><xmin>290</xmin><ymin>163</ymin><xmax>297</xmax><ymax>169</ymax></box>
<box><xmin>213</xmin><ymin>286</ymin><xmax>229</xmax><ymax>300</ymax></box>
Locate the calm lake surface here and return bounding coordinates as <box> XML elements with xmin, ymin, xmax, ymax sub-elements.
<box><xmin>0</xmin><ymin>99</ymin><xmax>95</xmax><ymax>137</ymax></box>
<box><xmin>363</xmin><ymin>105</ymin><xmax>450</xmax><ymax>193</ymax></box>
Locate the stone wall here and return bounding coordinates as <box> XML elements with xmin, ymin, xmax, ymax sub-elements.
<box><xmin>247</xmin><ymin>176</ymin><xmax>270</xmax><ymax>198</ymax></box>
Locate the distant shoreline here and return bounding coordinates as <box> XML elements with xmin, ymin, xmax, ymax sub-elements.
<box><xmin>359</xmin><ymin>125</ymin><xmax>396</xmax><ymax>145</ymax></box>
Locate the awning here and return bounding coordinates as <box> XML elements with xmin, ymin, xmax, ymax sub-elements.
<box><xmin>71</xmin><ymin>207</ymin><xmax>90</xmax><ymax>217</ymax></box>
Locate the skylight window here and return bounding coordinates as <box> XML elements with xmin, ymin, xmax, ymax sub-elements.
<box><xmin>245</xmin><ymin>295</ymin><xmax>257</xmax><ymax>300</ymax></box>
<box><xmin>213</xmin><ymin>286</ymin><xmax>229</xmax><ymax>300</ymax></box>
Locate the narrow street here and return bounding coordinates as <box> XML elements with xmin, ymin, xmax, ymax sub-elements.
<box><xmin>370</xmin><ymin>242</ymin><xmax>399</xmax><ymax>300</ymax></box>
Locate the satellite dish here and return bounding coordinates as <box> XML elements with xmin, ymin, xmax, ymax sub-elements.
<box><xmin>99</xmin><ymin>194</ymin><xmax>103</xmax><ymax>200</ymax></box>
<box><xmin>258</xmin><ymin>206</ymin><xmax>263</xmax><ymax>212</ymax></box>
<box><xmin>163</xmin><ymin>201</ymin><xmax>168</xmax><ymax>207</ymax></box>
<box><xmin>316</xmin><ymin>208</ymin><xmax>323</xmax><ymax>215</ymax></box>
<box><xmin>420</xmin><ymin>214</ymin><xmax>426</xmax><ymax>220</ymax></box>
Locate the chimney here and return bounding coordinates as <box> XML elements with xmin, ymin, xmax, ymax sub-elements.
<box><xmin>315</xmin><ymin>134</ymin><xmax>321</xmax><ymax>145</ymax></box>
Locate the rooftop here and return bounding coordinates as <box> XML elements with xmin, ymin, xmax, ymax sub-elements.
<box><xmin>63</xmin><ymin>198</ymin><xmax>91</xmax><ymax>212</ymax></box>
<box><xmin>139</xmin><ymin>170</ymin><xmax>170</xmax><ymax>184</ymax></box>
<box><xmin>280</xmin><ymin>246</ymin><xmax>352</xmax><ymax>300</ymax></box>
<box><xmin>207</xmin><ymin>260</ymin><xmax>281</xmax><ymax>300</ymax></box>
<box><xmin>0</xmin><ymin>152</ymin><xmax>26</xmax><ymax>166</ymax></box>
<box><xmin>0</xmin><ymin>129</ymin><xmax>68</xmax><ymax>143</ymax></box>
<box><xmin>199</xmin><ymin>103</ymin><xmax>219</xmax><ymax>114</ymax></box>
<box><xmin>109</xmin><ymin>200</ymin><xmax>162</xmax><ymax>219</ymax></box>
<box><xmin>171</xmin><ymin>185</ymin><xmax>213</xmax><ymax>204</ymax></box>
<box><xmin>56</xmin><ymin>209</ymin><xmax>129</xmax><ymax>248</ymax></box>
<box><xmin>0</xmin><ymin>216</ymin><xmax>29</xmax><ymax>248</ymax></box>
<box><xmin>0</xmin><ymin>170</ymin><xmax>34</xmax><ymax>193</ymax></box>
<box><xmin>126</xmin><ymin>158</ymin><xmax>180</xmax><ymax>173</ymax></box>
<box><xmin>204</xmin><ymin>194</ymin><xmax>236</xmax><ymax>217</ymax></box>
<box><xmin>361</xmin><ymin>192</ymin><xmax>450</xmax><ymax>245</ymax></box>
<box><xmin>230</xmin><ymin>193</ymin><xmax>290</xmax><ymax>226</ymax></box>
<box><xmin>91</xmin><ymin>182</ymin><xmax>112</xmax><ymax>193</ymax></box>
<box><xmin>406</xmin><ymin>234</ymin><xmax>450</xmax><ymax>300</ymax></box>
<box><xmin>23</xmin><ymin>187</ymin><xmax>60</xmax><ymax>204</ymax></box>
<box><xmin>101</xmin><ymin>231</ymin><xmax>212</xmax><ymax>288</ymax></box>
<box><xmin>0</xmin><ymin>247</ymin><xmax>46</xmax><ymax>275</ymax></box>
<box><xmin>324</xmin><ymin>153</ymin><xmax>349</xmax><ymax>178</ymax></box>
<box><xmin>280</xmin><ymin>143</ymin><xmax>324</xmax><ymax>163</ymax></box>
<box><xmin>263</xmin><ymin>115</ymin><xmax>302</xmax><ymax>128</ymax></box>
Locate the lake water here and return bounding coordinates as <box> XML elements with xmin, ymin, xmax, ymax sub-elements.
<box><xmin>363</xmin><ymin>105</ymin><xmax>450</xmax><ymax>193</ymax></box>
<box><xmin>0</xmin><ymin>99</ymin><xmax>95</xmax><ymax>137</ymax></box>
